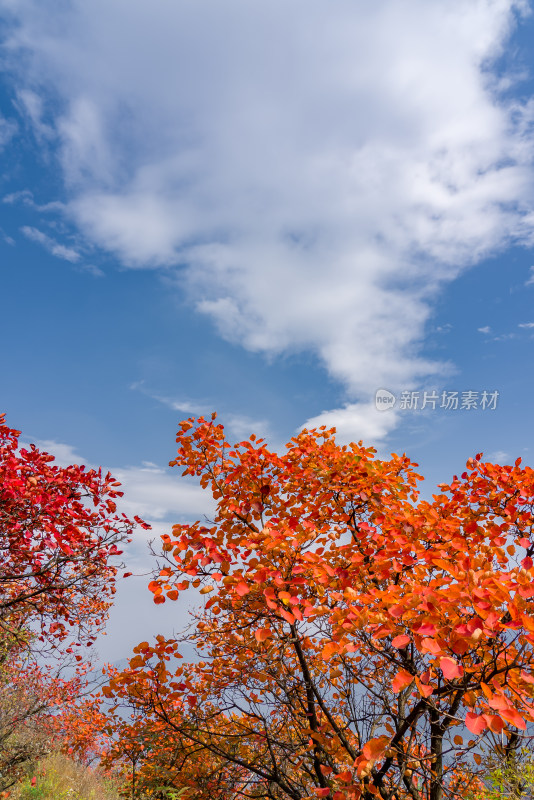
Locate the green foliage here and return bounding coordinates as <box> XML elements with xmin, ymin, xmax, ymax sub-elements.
<box><xmin>11</xmin><ymin>752</ymin><xmax>120</xmax><ymax>800</ymax></box>
<box><xmin>473</xmin><ymin>747</ymin><xmax>534</xmax><ymax>800</ymax></box>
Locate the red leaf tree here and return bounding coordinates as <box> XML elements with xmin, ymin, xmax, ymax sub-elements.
<box><xmin>0</xmin><ymin>413</ymin><xmax>148</xmax><ymax>785</ymax></box>
<box><xmin>105</xmin><ymin>415</ymin><xmax>534</xmax><ymax>800</ymax></box>
<box><xmin>0</xmin><ymin>413</ymin><xmax>147</xmax><ymax>651</ymax></box>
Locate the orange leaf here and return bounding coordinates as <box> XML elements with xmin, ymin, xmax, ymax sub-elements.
<box><xmin>420</xmin><ymin>637</ymin><xmax>442</xmax><ymax>655</ymax></box>
<box><xmin>391</xmin><ymin>634</ymin><xmax>410</xmax><ymax>649</ymax></box>
<box><xmin>363</xmin><ymin>736</ymin><xmax>389</xmax><ymax>761</ymax></box>
<box><xmin>255</xmin><ymin>628</ymin><xmax>272</xmax><ymax>643</ymax></box>
<box><xmin>235</xmin><ymin>581</ymin><xmax>250</xmax><ymax>597</ymax></box>
<box><xmin>483</xmin><ymin>714</ymin><xmax>505</xmax><ymax>734</ymax></box>
<box><xmin>392</xmin><ymin>669</ymin><xmax>413</xmax><ymax>693</ymax></box>
<box><xmin>280</xmin><ymin>608</ymin><xmax>296</xmax><ymax>624</ymax></box>
<box><xmin>499</xmin><ymin>708</ymin><xmax>526</xmax><ymax>730</ymax></box>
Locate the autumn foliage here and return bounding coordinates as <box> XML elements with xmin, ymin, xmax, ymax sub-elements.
<box><xmin>0</xmin><ymin>413</ymin><xmax>147</xmax><ymax>651</ymax></box>
<box><xmin>0</xmin><ymin>413</ymin><xmax>147</xmax><ymax>787</ymax></box>
<box><xmin>97</xmin><ymin>416</ymin><xmax>534</xmax><ymax>797</ymax></box>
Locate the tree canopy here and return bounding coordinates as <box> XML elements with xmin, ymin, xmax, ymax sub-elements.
<box><xmin>101</xmin><ymin>414</ymin><xmax>534</xmax><ymax>800</ymax></box>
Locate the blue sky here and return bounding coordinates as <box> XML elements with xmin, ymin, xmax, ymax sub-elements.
<box><xmin>2</xmin><ymin>0</ymin><xmax>534</xmax><ymax>663</ymax></box>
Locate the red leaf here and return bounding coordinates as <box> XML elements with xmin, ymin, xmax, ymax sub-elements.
<box><xmin>439</xmin><ymin>657</ymin><xmax>464</xmax><ymax>680</ymax></box>
<box><xmin>465</xmin><ymin>713</ymin><xmax>487</xmax><ymax>735</ymax></box>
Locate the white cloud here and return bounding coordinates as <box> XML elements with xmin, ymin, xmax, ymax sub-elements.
<box><xmin>3</xmin><ymin>189</ymin><xmax>65</xmax><ymax>213</ymax></box>
<box><xmin>110</xmin><ymin>463</ymin><xmax>214</xmax><ymax>523</ymax></box>
<box><xmin>302</xmin><ymin>401</ymin><xmax>400</xmax><ymax>446</ymax></box>
<box><xmin>0</xmin><ymin>115</ymin><xmax>17</xmax><ymax>148</ymax></box>
<box><xmin>518</xmin><ymin>321</ymin><xmax>534</xmax><ymax>328</ymax></box>
<box><xmin>28</xmin><ymin>438</ymin><xmax>83</xmax><ymax>467</ymax></box>
<box><xmin>130</xmin><ymin>381</ymin><xmax>273</xmax><ymax>445</ymax></box>
<box><xmin>487</xmin><ymin>449</ymin><xmax>509</xmax><ymax>464</ymax></box>
<box><xmin>15</xmin><ymin>88</ymin><xmax>54</xmax><ymax>141</ymax></box>
<box><xmin>3</xmin><ymin>189</ymin><xmax>34</xmax><ymax>205</ymax></box>
<box><xmin>28</xmin><ymin>436</ymin><xmax>211</xmax><ymax>662</ymax></box>
<box><xmin>4</xmin><ymin>0</ymin><xmax>534</xmax><ymax>428</ymax></box>
<box><xmin>32</xmin><ymin>435</ymin><xmax>214</xmax><ymax>523</ymax></box>
<box><xmin>526</xmin><ymin>265</ymin><xmax>534</xmax><ymax>286</ymax></box>
<box><xmin>21</xmin><ymin>225</ymin><xmax>81</xmax><ymax>263</ymax></box>
<box><xmin>0</xmin><ymin>228</ymin><xmax>15</xmax><ymax>246</ymax></box>
<box><xmin>478</xmin><ymin>325</ymin><xmax>492</xmax><ymax>334</ymax></box>
<box><xmin>130</xmin><ymin>381</ymin><xmax>211</xmax><ymax>415</ymax></box>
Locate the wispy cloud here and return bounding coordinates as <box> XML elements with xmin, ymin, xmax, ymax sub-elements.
<box><xmin>3</xmin><ymin>189</ymin><xmax>34</xmax><ymax>205</ymax></box>
<box><xmin>3</xmin><ymin>189</ymin><xmax>65</xmax><ymax>213</ymax></box>
<box><xmin>478</xmin><ymin>326</ymin><xmax>492</xmax><ymax>334</ymax></box>
<box><xmin>0</xmin><ymin>228</ymin><xmax>15</xmax><ymax>246</ymax></box>
<box><xmin>0</xmin><ymin>115</ymin><xmax>17</xmax><ymax>149</ymax></box>
<box><xmin>15</xmin><ymin>88</ymin><xmax>54</xmax><ymax>141</ymax></box>
<box><xmin>130</xmin><ymin>381</ymin><xmax>209</xmax><ymax>416</ymax></box>
<box><xmin>487</xmin><ymin>450</ymin><xmax>509</xmax><ymax>464</ymax></box>
<box><xmin>130</xmin><ymin>381</ymin><xmax>272</xmax><ymax>443</ymax></box>
<box><xmin>525</xmin><ymin>266</ymin><xmax>534</xmax><ymax>286</ymax></box>
<box><xmin>20</xmin><ymin>225</ymin><xmax>81</xmax><ymax>263</ymax></box>
<box><xmin>492</xmin><ymin>332</ymin><xmax>517</xmax><ymax>341</ymax></box>
<box><xmin>518</xmin><ymin>322</ymin><xmax>534</xmax><ymax>328</ymax></box>
<box><xmin>4</xmin><ymin>0</ymin><xmax>534</xmax><ymax>442</ymax></box>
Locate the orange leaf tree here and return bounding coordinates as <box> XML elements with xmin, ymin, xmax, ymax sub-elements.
<box><xmin>105</xmin><ymin>415</ymin><xmax>534</xmax><ymax>800</ymax></box>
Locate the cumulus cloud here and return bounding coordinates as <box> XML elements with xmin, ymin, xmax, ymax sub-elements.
<box><xmin>303</xmin><ymin>401</ymin><xmax>400</xmax><ymax>445</ymax></box>
<box><xmin>21</xmin><ymin>225</ymin><xmax>81</xmax><ymax>262</ymax></box>
<box><xmin>4</xmin><ymin>0</ymin><xmax>534</xmax><ymax>439</ymax></box>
